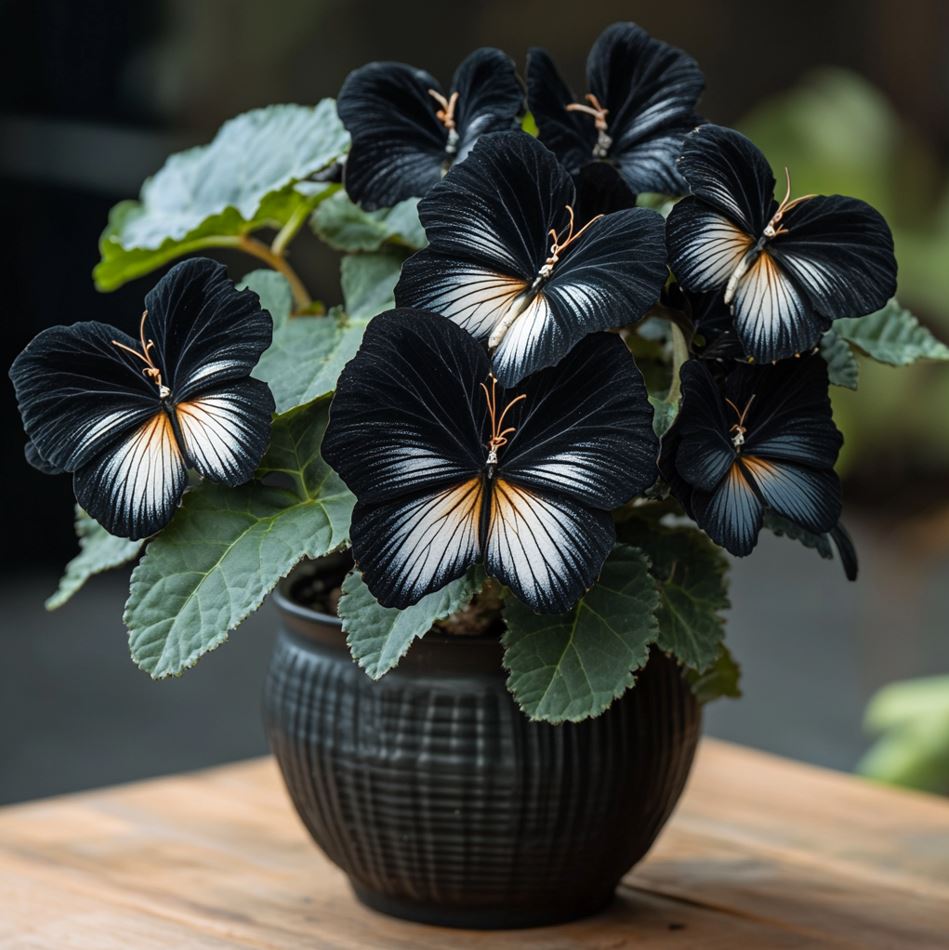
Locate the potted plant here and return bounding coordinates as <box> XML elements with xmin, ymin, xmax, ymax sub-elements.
<box><xmin>11</xmin><ymin>20</ymin><xmax>949</xmax><ymax>930</ymax></box>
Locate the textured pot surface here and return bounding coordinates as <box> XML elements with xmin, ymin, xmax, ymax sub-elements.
<box><xmin>264</xmin><ymin>563</ymin><xmax>701</xmax><ymax>929</ymax></box>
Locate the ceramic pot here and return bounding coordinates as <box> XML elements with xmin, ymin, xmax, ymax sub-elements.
<box><xmin>264</xmin><ymin>559</ymin><xmax>700</xmax><ymax>929</ymax></box>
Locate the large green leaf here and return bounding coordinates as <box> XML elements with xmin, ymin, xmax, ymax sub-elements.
<box><xmin>125</xmin><ymin>400</ymin><xmax>353</xmax><ymax>678</ymax></box>
<box><xmin>618</xmin><ymin>520</ymin><xmax>730</xmax><ymax>672</ymax></box>
<box><xmin>248</xmin><ymin>253</ymin><xmax>400</xmax><ymax>413</ymax></box>
<box><xmin>340</xmin><ymin>568</ymin><xmax>484</xmax><ymax>679</ymax></box>
<box><xmin>46</xmin><ymin>508</ymin><xmax>144</xmax><ymax>610</ymax></box>
<box><xmin>835</xmin><ymin>300</ymin><xmax>949</xmax><ymax>366</ymax></box>
<box><xmin>311</xmin><ymin>191</ymin><xmax>426</xmax><ymax>252</ymax></box>
<box><xmin>502</xmin><ymin>545</ymin><xmax>659</xmax><ymax>723</ymax></box>
<box><xmin>820</xmin><ymin>329</ymin><xmax>859</xmax><ymax>389</ymax></box>
<box><xmin>95</xmin><ymin>101</ymin><xmax>347</xmax><ymax>290</ymax></box>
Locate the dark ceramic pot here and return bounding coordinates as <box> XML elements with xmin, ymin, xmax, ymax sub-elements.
<box><xmin>264</xmin><ymin>560</ymin><xmax>701</xmax><ymax>930</ymax></box>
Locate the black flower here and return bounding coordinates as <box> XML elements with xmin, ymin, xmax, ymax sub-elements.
<box><xmin>322</xmin><ymin>309</ymin><xmax>658</xmax><ymax>612</ymax></box>
<box><xmin>394</xmin><ymin>130</ymin><xmax>667</xmax><ymax>386</ymax></box>
<box><xmin>667</xmin><ymin>124</ymin><xmax>898</xmax><ymax>363</ymax></box>
<box><xmin>527</xmin><ymin>21</ymin><xmax>704</xmax><ymax>195</ymax></box>
<box><xmin>337</xmin><ymin>48</ymin><xmax>524</xmax><ymax>210</ymax></box>
<box><xmin>9</xmin><ymin>259</ymin><xmax>274</xmax><ymax>539</ymax></box>
<box><xmin>660</xmin><ymin>356</ymin><xmax>843</xmax><ymax>558</ymax></box>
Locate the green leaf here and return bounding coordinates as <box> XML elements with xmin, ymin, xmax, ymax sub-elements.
<box><xmin>687</xmin><ymin>644</ymin><xmax>742</xmax><ymax>704</ymax></box>
<box><xmin>820</xmin><ymin>328</ymin><xmax>859</xmax><ymax>389</ymax></box>
<box><xmin>249</xmin><ymin>252</ymin><xmax>401</xmax><ymax>413</ymax></box>
<box><xmin>858</xmin><ymin>676</ymin><xmax>949</xmax><ymax>795</ymax></box>
<box><xmin>340</xmin><ymin>568</ymin><xmax>484</xmax><ymax>679</ymax></box>
<box><xmin>125</xmin><ymin>399</ymin><xmax>354</xmax><ymax>678</ymax></box>
<box><xmin>240</xmin><ymin>268</ymin><xmax>294</xmax><ymax>323</ymax></box>
<box><xmin>311</xmin><ymin>191</ymin><xmax>426</xmax><ymax>252</ymax></box>
<box><xmin>835</xmin><ymin>300</ymin><xmax>949</xmax><ymax>366</ymax></box>
<box><xmin>46</xmin><ymin>508</ymin><xmax>144</xmax><ymax>611</ymax></box>
<box><xmin>94</xmin><ymin>101</ymin><xmax>347</xmax><ymax>290</ymax></box>
<box><xmin>501</xmin><ymin>545</ymin><xmax>660</xmax><ymax>723</ymax></box>
<box><xmin>618</xmin><ymin>520</ymin><xmax>730</xmax><ymax>672</ymax></box>
<box><xmin>649</xmin><ymin>394</ymin><xmax>679</xmax><ymax>438</ymax></box>
<box><xmin>340</xmin><ymin>250</ymin><xmax>403</xmax><ymax>318</ymax></box>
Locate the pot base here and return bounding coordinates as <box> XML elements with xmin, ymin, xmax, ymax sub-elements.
<box><xmin>352</xmin><ymin>883</ymin><xmax>617</xmax><ymax>930</ymax></box>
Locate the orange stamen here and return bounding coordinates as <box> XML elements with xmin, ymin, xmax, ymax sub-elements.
<box><xmin>764</xmin><ymin>167</ymin><xmax>816</xmax><ymax>239</ymax></box>
<box><xmin>480</xmin><ymin>375</ymin><xmax>527</xmax><ymax>458</ymax></box>
<box><xmin>428</xmin><ymin>89</ymin><xmax>460</xmax><ymax>131</ymax></box>
<box><xmin>565</xmin><ymin>92</ymin><xmax>609</xmax><ymax>132</ymax></box>
<box><xmin>112</xmin><ymin>310</ymin><xmax>167</xmax><ymax>395</ymax></box>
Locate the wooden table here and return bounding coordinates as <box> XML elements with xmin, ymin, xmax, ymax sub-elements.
<box><xmin>2</xmin><ymin>739</ymin><xmax>947</xmax><ymax>949</ymax></box>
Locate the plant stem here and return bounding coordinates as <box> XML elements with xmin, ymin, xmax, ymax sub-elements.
<box><xmin>231</xmin><ymin>235</ymin><xmax>312</xmax><ymax>311</ymax></box>
<box><xmin>271</xmin><ymin>204</ymin><xmax>311</xmax><ymax>258</ymax></box>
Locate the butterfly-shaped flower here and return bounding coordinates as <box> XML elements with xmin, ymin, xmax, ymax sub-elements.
<box><xmin>322</xmin><ymin>309</ymin><xmax>659</xmax><ymax>613</ymax></box>
<box><xmin>659</xmin><ymin>356</ymin><xmax>845</xmax><ymax>560</ymax></box>
<box><xmin>394</xmin><ymin>131</ymin><xmax>668</xmax><ymax>387</ymax></box>
<box><xmin>337</xmin><ymin>47</ymin><xmax>524</xmax><ymax>210</ymax></box>
<box><xmin>10</xmin><ymin>258</ymin><xmax>275</xmax><ymax>539</ymax></box>
<box><xmin>667</xmin><ymin>124</ymin><xmax>898</xmax><ymax>364</ymax></box>
<box><xmin>527</xmin><ymin>21</ymin><xmax>704</xmax><ymax>195</ymax></box>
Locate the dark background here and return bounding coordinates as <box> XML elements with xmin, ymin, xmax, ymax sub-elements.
<box><xmin>1</xmin><ymin>0</ymin><xmax>948</xmax><ymax>804</ymax></box>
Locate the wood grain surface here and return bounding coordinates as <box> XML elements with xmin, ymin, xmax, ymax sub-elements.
<box><xmin>1</xmin><ymin>739</ymin><xmax>947</xmax><ymax>948</ymax></box>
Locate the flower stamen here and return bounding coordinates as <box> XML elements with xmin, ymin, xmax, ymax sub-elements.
<box><xmin>725</xmin><ymin>394</ymin><xmax>756</xmax><ymax>449</ymax></box>
<box><xmin>111</xmin><ymin>311</ymin><xmax>170</xmax><ymax>399</ymax></box>
<box><xmin>536</xmin><ymin>205</ymin><xmax>604</xmax><ymax>282</ymax></box>
<box><xmin>565</xmin><ymin>93</ymin><xmax>612</xmax><ymax>157</ymax></box>
<box><xmin>429</xmin><ymin>89</ymin><xmax>461</xmax><ymax>154</ymax></box>
<box><xmin>480</xmin><ymin>374</ymin><xmax>527</xmax><ymax>466</ymax></box>
<box><xmin>763</xmin><ymin>167</ymin><xmax>816</xmax><ymax>239</ymax></box>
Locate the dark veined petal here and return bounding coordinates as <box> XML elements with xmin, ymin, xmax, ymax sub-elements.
<box><xmin>691</xmin><ymin>463</ymin><xmax>764</xmax><ymax>557</ymax></box>
<box><xmin>394</xmin><ymin>250</ymin><xmax>528</xmax><ymax>342</ymax></box>
<box><xmin>676</xmin><ymin>124</ymin><xmax>775</xmax><ymax>235</ymax></box>
<box><xmin>572</xmin><ymin>161</ymin><xmax>637</xmax><ymax>222</ymax></box>
<box><xmin>732</xmin><ymin>357</ymin><xmax>842</xmax><ymax>470</ymax></box>
<box><xmin>10</xmin><ymin>320</ymin><xmax>160</xmax><ymax>474</ymax></box>
<box><xmin>410</xmin><ymin>130</ymin><xmax>574</xmax><ymax>278</ymax></box>
<box><xmin>338</xmin><ymin>61</ymin><xmax>448</xmax><ymax>210</ymax></box>
<box><xmin>666</xmin><ymin>197</ymin><xmax>755</xmax><ymax>291</ymax></box>
<box><xmin>497</xmin><ymin>333</ymin><xmax>658</xmax><ymax>508</ymax></box>
<box><xmin>831</xmin><ymin>522</ymin><xmax>858</xmax><ymax>582</ymax></box>
<box><xmin>350</xmin><ymin>478</ymin><xmax>483</xmax><ymax>609</ymax></box>
<box><xmin>491</xmin><ymin>206</ymin><xmax>667</xmax><ymax>386</ymax></box>
<box><xmin>526</xmin><ymin>47</ymin><xmax>596</xmax><ymax>176</ymax></box>
<box><xmin>613</xmin><ymin>124</ymin><xmax>696</xmax><ymax>195</ymax></box>
<box><xmin>485</xmin><ymin>479</ymin><xmax>615</xmax><ymax>613</ymax></box>
<box><xmin>587</xmin><ymin>23</ymin><xmax>705</xmax><ymax>165</ymax></box>
<box><xmin>671</xmin><ymin>360</ymin><xmax>736</xmax><ymax>492</ymax></box>
<box><xmin>145</xmin><ymin>258</ymin><xmax>273</xmax><ymax>402</ymax></box>
<box><xmin>770</xmin><ymin>194</ymin><xmax>897</xmax><ymax>320</ymax></box>
<box><xmin>24</xmin><ymin>440</ymin><xmax>63</xmax><ymax>475</ymax></box>
<box><xmin>451</xmin><ymin>47</ymin><xmax>524</xmax><ymax>161</ymax></box>
<box><xmin>321</xmin><ymin>309</ymin><xmax>487</xmax><ymax>505</ymax></box>
<box><xmin>174</xmin><ymin>378</ymin><xmax>275</xmax><ymax>486</ymax></box>
<box><xmin>740</xmin><ymin>455</ymin><xmax>841</xmax><ymax>534</ymax></box>
<box><xmin>73</xmin><ymin>410</ymin><xmax>188</xmax><ymax>540</ymax></box>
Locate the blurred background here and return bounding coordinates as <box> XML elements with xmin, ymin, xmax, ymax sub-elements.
<box><xmin>2</xmin><ymin>0</ymin><xmax>948</xmax><ymax>804</ymax></box>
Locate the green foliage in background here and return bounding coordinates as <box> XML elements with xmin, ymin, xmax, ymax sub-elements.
<box><xmin>859</xmin><ymin>676</ymin><xmax>949</xmax><ymax>796</ymax></box>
